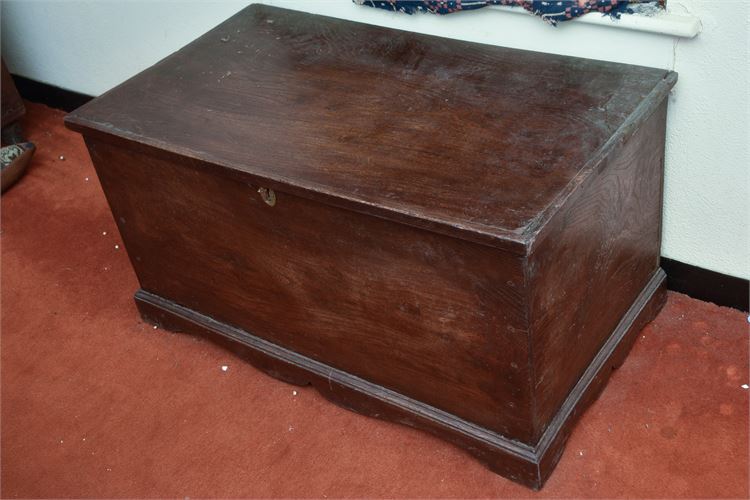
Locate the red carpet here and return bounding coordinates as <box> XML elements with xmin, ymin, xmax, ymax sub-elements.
<box><xmin>2</xmin><ymin>102</ymin><xmax>748</xmax><ymax>498</ymax></box>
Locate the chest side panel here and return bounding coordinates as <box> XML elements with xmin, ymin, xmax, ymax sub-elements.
<box><xmin>527</xmin><ymin>101</ymin><xmax>668</xmax><ymax>440</ymax></box>
<box><xmin>86</xmin><ymin>138</ymin><xmax>535</xmax><ymax>442</ymax></box>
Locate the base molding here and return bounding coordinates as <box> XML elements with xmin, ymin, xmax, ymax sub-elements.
<box><xmin>134</xmin><ymin>268</ymin><xmax>666</xmax><ymax>489</ymax></box>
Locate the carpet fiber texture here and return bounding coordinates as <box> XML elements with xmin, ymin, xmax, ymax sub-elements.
<box><xmin>2</xmin><ymin>102</ymin><xmax>748</xmax><ymax>498</ymax></box>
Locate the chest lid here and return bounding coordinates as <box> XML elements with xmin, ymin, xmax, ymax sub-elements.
<box><xmin>65</xmin><ymin>4</ymin><xmax>676</xmax><ymax>255</ymax></box>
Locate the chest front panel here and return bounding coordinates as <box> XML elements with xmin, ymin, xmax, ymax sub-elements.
<box><xmin>87</xmin><ymin>138</ymin><xmax>535</xmax><ymax>442</ymax></box>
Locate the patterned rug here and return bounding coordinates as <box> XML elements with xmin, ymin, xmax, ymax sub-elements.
<box><xmin>356</xmin><ymin>0</ymin><xmax>662</xmax><ymax>24</ymax></box>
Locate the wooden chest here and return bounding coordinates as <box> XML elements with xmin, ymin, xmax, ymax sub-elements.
<box><xmin>65</xmin><ymin>5</ymin><xmax>676</xmax><ymax>489</ymax></box>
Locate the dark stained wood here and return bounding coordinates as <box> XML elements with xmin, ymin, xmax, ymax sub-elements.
<box><xmin>64</xmin><ymin>4</ymin><xmax>676</xmax><ymax>489</ymax></box>
<box><xmin>528</xmin><ymin>101</ymin><xmax>669</xmax><ymax>439</ymax></box>
<box><xmin>13</xmin><ymin>60</ymin><xmax>737</xmax><ymax>313</ymax></box>
<box><xmin>64</xmin><ymin>4</ymin><xmax>675</xmax><ymax>253</ymax></box>
<box><xmin>84</xmin><ymin>136</ymin><xmax>534</xmax><ymax>441</ymax></box>
<box><xmin>134</xmin><ymin>268</ymin><xmax>666</xmax><ymax>490</ymax></box>
<box><xmin>535</xmin><ymin>269</ymin><xmax>667</xmax><ymax>487</ymax></box>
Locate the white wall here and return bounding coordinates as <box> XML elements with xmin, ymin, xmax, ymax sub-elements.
<box><xmin>660</xmin><ymin>0</ymin><xmax>749</xmax><ymax>282</ymax></box>
<box><xmin>2</xmin><ymin>0</ymin><xmax>747</xmax><ymax>280</ymax></box>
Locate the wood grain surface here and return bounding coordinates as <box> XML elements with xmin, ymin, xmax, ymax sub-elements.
<box><xmin>134</xmin><ymin>268</ymin><xmax>666</xmax><ymax>490</ymax></box>
<box><xmin>65</xmin><ymin>4</ymin><xmax>675</xmax><ymax>251</ymax></box>
<box><xmin>528</xmin><ymin>102</ymin><xmax>669</xmax><ymax>441</ymax></box>
<box><xmin>65</xmin><ymin>4</ymin><xmax>675</xmax><ymax>489</ymax></box>
<box><xmin>85</xmin><ymin>136</ymin><xmax>534</xmax><ymax>442</ymax></box>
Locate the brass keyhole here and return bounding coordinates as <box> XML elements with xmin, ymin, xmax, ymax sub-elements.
<box><xmin>257</xmin><ymin>186</ymin><xmax>276</xmax><ymax>206</ymax></box>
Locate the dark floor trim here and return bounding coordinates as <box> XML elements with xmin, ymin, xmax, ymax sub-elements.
<box><xmin>12</xmin><ymin>74</ymin><xmax>93</xmax><ymax>112</ymax></box>
<box><xmin>662</xmin><ymin>258</ymin><xmax>748</xmax><ymax>312</ymax></box>
<box><xmin>11</xmin><ymin>77</ymin><xmax>749</xmax><ymax>312</ymax></box>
